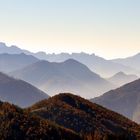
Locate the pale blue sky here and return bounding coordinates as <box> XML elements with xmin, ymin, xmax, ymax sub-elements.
<box><xmin>0</xmin><ymin>0</ymin><xmax>140</xmax><ymax>58</ymax></box>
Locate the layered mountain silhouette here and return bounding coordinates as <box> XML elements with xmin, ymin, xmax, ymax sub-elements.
<box><xmin>91</xmin><ymin>79</ymin><xmax>140</xmax><ymax>123</ymax></box>
<box><xmin>0</xmin><ymin>42</ymin><xmax>33</xmax><ymax>55</ymax></box>
<box><xmin>107</xmin><ymin>72</ymin><xmax>138</xmax><ymax>86</ymax></box>
<box><xmin>0</xmin><ymin>72</ymin><xmax>48</xmax><ymax>107</ymax></box>
<box><xmin>10</xmin><ymin>59</ymin><xmax>115</xmax><ymax>98</ymax></box>
<box><xmin>0</xmin><ymin>53</ymin><xmax>39</xmax><ymax>73</ymax></box>
<box><xmin>0</xmin><ymin>42</ymin><xmax>137</xmax><ymax>77</ymax></box>
<box><xmin>0</xmin><ymin>42</ymin><xmax>45</xmax><ymax>59</ymax></box>
<box><xmin>38</xmin><ymin>52</ymin><xmax>137</xmax><ymax>77</ymax></box>
<box><xmin>0</xmin><ymin>101</ymin><xmax>81</xmax><ymax>140</ymax></box>
<box><xmin>28</xmin><ymin>93</ymin><xmax>140</xmax><ymax>140</ymax></box>
<box><xmin>112</xmin><ymin>53</ymin><xmax>140</xmax><ymax>72</ymax></box>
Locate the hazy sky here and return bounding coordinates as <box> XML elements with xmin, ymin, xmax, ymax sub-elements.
<box><xmin>0</xmin><ymin>0</ymin><xmax>140</xmax><ymax>59</ymax></box>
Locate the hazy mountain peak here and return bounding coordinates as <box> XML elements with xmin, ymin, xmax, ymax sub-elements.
<box><xmin>36</xmin><ymin>51</ymin><xmax>46</xmax><ymax>54</ymax></box>
<box><xmin>0</xmin><ymin>42</ymin><xmax>6</xmax><ymax>47</ymax></box>
<box><xmin>115</xmin><ymin>71</ymin><xmax>126</xmax><ymax>76</ymax></box>
<box><xmin>107</xmin><ymin>71</ymin><xmax>138</xmax><ymax>87</ymax></box>
<box><xmin>63</xmin><ymin>58</ymin><xmax>83</xmax><ymax>65</ymax></box>
<box><xmin>10</xmin><ymin>45</ymin><xmax>19</xmax><ymax>49</ymax></box>
<box><xmin>111</xmin><ymin>71</ymin><xmax>138</xmax><ymax>79</ymax></box>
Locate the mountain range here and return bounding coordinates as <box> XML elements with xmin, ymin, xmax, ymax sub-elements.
<box><xmin>0</xmin><ymin>72</ymin><xmax>48</xmax><ymax>107</ymax></box>
<box><xmin>1</xmin><ymin>41</ymin><xmax>140</xmax><ymax>139</ymax></box>
<box><xmin>36</xmin><ymin>52</ymin><xmax>139</xmax><ymax>77</ymax></box>
<box><xmin>91</xmin><ymin>79</ymin><xmax>140</xmax><ymax>123</ymax></box>
<box><xmin>0</xmin><ymin>42</ymin><xmax>139</xmax><ymax>77</ymax></box>
<box><xmin>10</xmin><ymin>59</ymin><xmax>114</xmax><ymax>98</ymax></box>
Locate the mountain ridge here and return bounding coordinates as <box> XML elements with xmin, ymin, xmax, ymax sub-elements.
<box><xmin>91</xmin><ymin>79</ymin><xmax>140</xmax><ymax>123</ymax></box>
<box><xmin>10</xmin><ymin>59</ymin><xmax>115</xmax><ymax>98</ymax></box>
<box><xmin>0</xmin><ymin>42</ymin><xmax>138</xmax><ymax>77</ymax></box>
<box><xmin>0</xmin><ymin>72</ymin><xmax>49</xmax><ymax>107</ymax></box>
<box><xmin>28</xmin><ymin>93</ymin><xmax>140</xmax><ymax>140</ymax></box>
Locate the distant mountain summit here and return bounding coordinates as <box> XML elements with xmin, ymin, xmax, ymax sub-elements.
<box><xmin>91</xmin><ymin>79</ymin><xmax>140</xmax><ymax>123</ymax></box>
<box><xmin>10</xmin><ymin>59</ymin><xmax>114</xmax><ymax>98</ymax></box>
<box><xmin>0</xmin><ymin>42</ymin><xmax>31</xmax><ymax>54</ymax></box>
<box><xmin>107</xmin><ymin>71</ymin><xmax>138</xmax><ymax>86</ymax></box>
<box><xmin>0</xmin><ymin>72</ymin><xmax>49</xmax><ymax>107</ymax></box>
<box><xmin>28</xmin><ymin>93</ymin><xmax>140</xmax><ymax>139</ymax></box>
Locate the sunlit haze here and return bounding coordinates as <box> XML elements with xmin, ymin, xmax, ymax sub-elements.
<box><xmin>0</xmin><ymin>0</ymin><xmax>140</xmax><ymax>59</ymax></box>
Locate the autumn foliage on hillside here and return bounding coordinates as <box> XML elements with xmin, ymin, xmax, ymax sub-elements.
<box><xmin>29</xmin><ymin>93</ymin><xmax>140</xmax><ymax>140</ymax></box>
<box><xmin>1</xmin><ymin>93</ymin><xmax>140</xmax><ymax>140</ymax></box>
<box><xmin>0</xmin><ymin>101</ymin><xmax>81</xmax><ymax>140</ymax></box>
